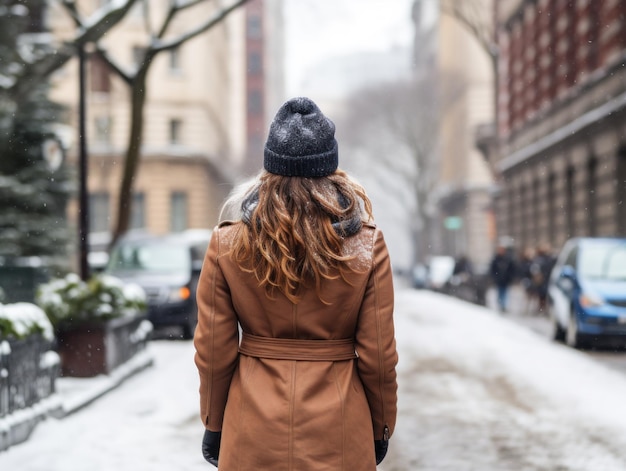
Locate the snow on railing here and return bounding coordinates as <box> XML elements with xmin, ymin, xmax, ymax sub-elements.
<box><xmin>0</xmin><ymin>334</ymin><xmax>59</xmax><ymax>419</ymax></box>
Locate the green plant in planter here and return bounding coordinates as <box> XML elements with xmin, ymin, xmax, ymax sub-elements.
<box><xmin>36</xmin><ymin>273</ymin><xmax>147</xmax><ymax>329</ymax></box>
<box><xmin>0</xmin><ymin>302</ymin><xmax>54</xmax><ymax>340</ymax></box>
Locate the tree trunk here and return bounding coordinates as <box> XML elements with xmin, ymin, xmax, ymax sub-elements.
<box><xmin>414</xmin><ymin>185</ymin><xmax>434</xmax><ymax>264</ymax></box>
<box><xmin>110</xmin><ymin>67</ymin><xmax>149</xmax><ymax>249</ymax></box>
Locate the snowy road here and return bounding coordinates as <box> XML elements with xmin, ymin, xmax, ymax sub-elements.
<box><xmin>3</xmin><ymin>288</ymin><xmax>626</xmax><ymax>470</ymax></box>
<box><xmin>383</xmin><ymin>289</ymin><xmax>626</xmax><ymax>471</ymax></box>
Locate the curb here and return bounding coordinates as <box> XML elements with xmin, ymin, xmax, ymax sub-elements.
<box><xmin>55</xmin><ymin>348</ymin><xmax>154</xmax><ymax>417</ymax></box>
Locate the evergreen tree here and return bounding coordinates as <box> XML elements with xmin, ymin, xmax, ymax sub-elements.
<box><xmin>0</xmin><ymin>0</ymin><xmax>73</xmax><ymax>260</ymax></box>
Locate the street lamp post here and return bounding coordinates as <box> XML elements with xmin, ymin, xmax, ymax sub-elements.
<box><xmin>78</xmin><ymin>44</ymin><xmax>90</xmax><ymax>281</ymax></box>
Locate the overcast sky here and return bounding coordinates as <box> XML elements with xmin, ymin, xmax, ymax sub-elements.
<box><xmin>283</xmin><ymin>0</ymin><xmax>416</xmax><ymax>96</ymax></box>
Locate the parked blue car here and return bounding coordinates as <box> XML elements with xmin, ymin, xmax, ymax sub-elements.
<box><xmin>548</xmin><ymin>237</ymin><xmax>626</xmax><ymax>348</ymax></box>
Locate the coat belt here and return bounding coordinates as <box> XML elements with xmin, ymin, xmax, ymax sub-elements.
<box><xmin>239</xmin><ymin>333</ymin><xmax>357</xmax><ymax>361</ymax></box>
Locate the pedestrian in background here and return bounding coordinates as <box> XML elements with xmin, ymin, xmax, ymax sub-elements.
<box><xmin>194</xmin><ymin>97</ymin><xmax>398</xmax><ymax>470</ymax></box>
<box><xmin>530</xmin><ymin>243</ymin><xmax>557</xmax><ymax>312</ymax></box>
<box><xmin>489</xmin><ymin>244</ymin><xmax>517</xmax><ymax>312</ymax></box>
<box><xmin>518</xmin><ymin>246</ymin><xmax>538</xmax><ymax>313</ymax></box>
<box><xmin>452</xmin><ymin>254</ymin><xmax>473</xmax><ymax>282</ymax></box>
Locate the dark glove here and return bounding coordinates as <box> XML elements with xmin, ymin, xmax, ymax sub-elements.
<box><xmin>375</xmin><ymin>425</ymin><xmax>390</xmax><ymax>465</ymax></box>
<box><xmin>375</xmin><ymin>439</ymin><xmax>388</xmax><ymax>465</ymax></box>
<box><xmin>202</xmin><ymin>429</ymin><xmax>221</xmax><ymax>467</ymax></box>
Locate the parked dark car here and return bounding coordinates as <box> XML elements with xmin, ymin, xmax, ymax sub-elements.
<box><xmin>105</xmin><ymin>229</ymin><xmax>212</xmax><ymax>339</ymax></box>
<box><xmin>88</xmin><ymin>231</ymin><xmax>113</xmax><ymax>273</ymax></box>
<box><xmin>548</xmin><ymin>237</ymin><xmax>626</xmax><ymax>348</ymax></box>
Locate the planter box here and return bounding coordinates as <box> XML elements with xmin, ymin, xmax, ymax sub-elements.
<box><xmin>56</xmin><ymin>315</ymin><xmax>151</xmax><ymax>377</ymax></box>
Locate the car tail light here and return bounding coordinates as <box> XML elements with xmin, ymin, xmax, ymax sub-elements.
<box><xmin>179</xmin><ymin>286</ymin><xmax>191</xmax><ymax>300</ymax></box>
<box><xmin>169</xmin><ymin>286</ymin><xmax>191</xmax><ymax>301</ymax></box>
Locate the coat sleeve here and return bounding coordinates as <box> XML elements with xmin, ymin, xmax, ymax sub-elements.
<box><xmin>193</xmin><ymin>227</ymin><xmax>240</xmax><ymax>431</ymax></box>
<box><xmin>355</xmin><ymin>228</ymin><xmax>398</xmax><ymax>440</ymax></box>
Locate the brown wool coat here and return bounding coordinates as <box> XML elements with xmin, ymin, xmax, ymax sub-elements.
<box><xmin>193</xmin><ymin>221</ymin><xmax>398</xmax><ymax>471</ymax></box>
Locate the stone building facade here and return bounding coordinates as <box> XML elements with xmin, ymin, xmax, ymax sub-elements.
<box><xmin>492</xmin><ymin>0</ymin><xmax>626</xmax><ymax>254</ymax></box>
<box><xmin>47</xmin><ymin>0</ymin><xmax>283</xmax><ymax>248</ymax></box>
<box><xmin>435</xmin><ymin>0</ymin><xmax>496</xmax><ymax>269</ymax></box>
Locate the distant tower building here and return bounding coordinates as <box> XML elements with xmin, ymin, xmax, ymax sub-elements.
<box><xmin>244</xmin><ymin>0</ymin><xmax>285</xmax><ymax>176</ymax></box>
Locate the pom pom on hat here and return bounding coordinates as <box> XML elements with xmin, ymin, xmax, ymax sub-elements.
<box><xmin>264</xmin><ymin>97</ymin><xmax>338</xmax><ymax>177</ymax></box>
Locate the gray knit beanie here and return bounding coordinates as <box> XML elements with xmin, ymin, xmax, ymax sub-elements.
<box><xmin>264</xmin><ymin>97</ymin><xmax>338</xmax><ymax>177</ymax></box>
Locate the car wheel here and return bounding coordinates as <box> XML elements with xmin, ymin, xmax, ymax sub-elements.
<box><xmin>181</xmin><ymin>305</ymin><xmax>198</xmax><ymax>340</ymax></box>
<box><xmin>550</xmin><ymin>310</ymin><xmax>566</xmax><ymax>342</ymax></box>
<box><xmin>566</xmin><ymin>311</ymin><xmax>585</xmax><ymax>348</ymax></box>
<box><xmin>182</xmin><ymin>316</ymin><xmax>196</xmax><ymax>340</ymax></box>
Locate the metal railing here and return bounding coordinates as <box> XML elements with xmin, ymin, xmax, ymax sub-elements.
<box><xmin>0</xmin><ymin>334</ymin><xmax>59</xmax><ymax>419</ymax></box>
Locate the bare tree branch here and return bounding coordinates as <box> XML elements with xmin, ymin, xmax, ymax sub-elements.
<box><xmin>94</xmin><ymin>47</ymin><xmax>133</xmax><ymax>85</ymax></box>
<box><xmin>108</xmin><ymin>0</ymin><xmax>250</xmax><ymax>245</ymax></box>
<box><xmin>178</xmin><ymin>0</ymin><xmax>208</xmax><ymax>10</ymax></box>
<box><xmin>9</xmin><ymin>0</ymin><xmax>139</xmax><ymax>99</ymax></box>
<box><xmin>58</xmin><ymin>0</ymin><xmax>84</xmax><ymax>27</ymax></box>
<box><xmin>440</xmin><ymin>0</ymin><xmax>498</xmax><ymax>61</ymax></box>
<box><xmin>156</xmin><ymin>1</ymin><xmax>179</xmax><ymax>39</ymax></box>
<box><xmin>156</xmin><ymin>0</ymin><xmax>209</xmax><ymax>39</ymax></box>
<box><xmin>339</xmin><ymin>74</ymin><xmax>441</xmax><ymax>262</ymax></box>
<box><xmin>72</xmin><ymin>0</ymin><xmax>140</xmax><ymax>45</ymax></box>
<box><xmin>151</xmin><ymin>0</ymin><xmax>249</xmax><ymax>52</ymax></box>
<box><xmin>139</xmin><ymin>0</ymin><xmax>155</xmax><ymax>38</ymax></box>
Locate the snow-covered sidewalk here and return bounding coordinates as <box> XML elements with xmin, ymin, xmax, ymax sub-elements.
<box><xmin>0</xmin><ymin>340</ymin><xmax>205</xmax><ymax>470</ymax></box>
<box><xmin>2</xmin><ymin>287</ymin><xmax>626</xmax><ymax>470</ymax></box>
<box><xmin>383</xmin><ymin>289</ymin><xmax>626</xmax><ymax>471</ymax></box>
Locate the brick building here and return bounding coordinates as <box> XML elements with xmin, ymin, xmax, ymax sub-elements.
<box><xmin>491</xmin><ymin>0</ymin><xmax>626</xmax><ymax>254</ymax></box>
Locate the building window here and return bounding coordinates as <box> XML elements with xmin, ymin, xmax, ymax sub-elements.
<box><xmin>248</xmin><ymin>90</ymin><xmax>262</xmax><ymax>115</ymax></box>
<box><xmin>247</xmin><ymin>14</ymin><xmax>262</xmax><ymax>39</ymax></box>
<box><xmin>170</xmin><ymin>191</ymin><xmax>188</xmax><ymax>232</ymax></box>
<box><xmin>94</xmin><ymin>116</ymin><xmax>112</xmax><ymax>145</ymax></box>
<box><xmin>247</xmin><ymin>132</ymin><xmax>263</xmax><ymax>156</ymax></box>
<box><xmin>169</xmin><ymin>119</ymin><xmax>182</xmax><ymax>145</ymax></box>
<box><xmin>248</xmin><ymin>51</ymin><xmax>262</xmax><ymax>75</ymax></box>
<box><xmin>90</xmin><ymin>54</ymin><xmax>111</xmax><ymax>93</ymax></box>
<box><xmin>89</xmin><ymin>192</ymin><xmax>110</xmax><ymax>233</ymax></box>
<box><xmin>131</xmin><ymin>192</ymin><xmax>146</xmax><ymax>229</ymax></box>
<box><xmin>169</xmin><ymin>47</ymin><xmax>181</xmax><ymax>72</ymax></box>
<box><xmin>587</xmin><ymin>5</ymin><xmax>599</xmax><ymax>71</ymax></box>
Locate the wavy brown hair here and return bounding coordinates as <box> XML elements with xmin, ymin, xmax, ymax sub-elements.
<box><xmin>230</xmin><ymin>169</ymin><xmax>374</xmax><ymax>304</ymax></box>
